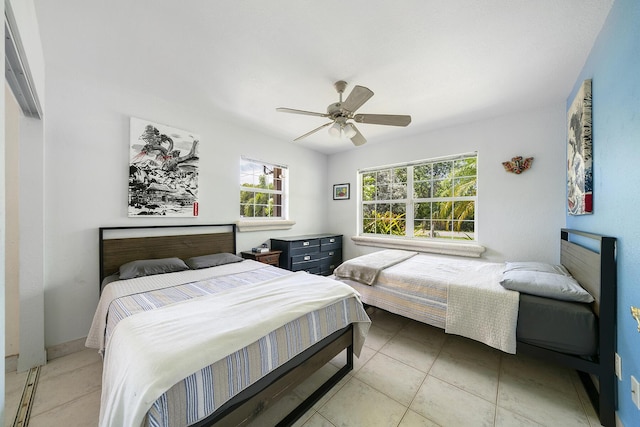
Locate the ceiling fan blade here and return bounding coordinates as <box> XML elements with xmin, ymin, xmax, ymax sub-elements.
<box><xmin>341</xmin><ymin>85</ymin><xmax>374</xmax><ymax>113</ymax></box>
<box><xmin>293</xmin><ymin>122</ymin><xmax>333</xmax><ymax>141</ymax></box>
<box><xmin>354</xmin><ymin>114</ymin><xmax>412</xmax><ymax>127</ymax></box>
<box><xmin>276</xmin><ymin>107</ymin><xmax>328</xmax><ymax>118</ymax></box>
<box><xmin>349</xmin><ymin>124</ymin><xmax>367</xmax><ymax>146</ymax></box>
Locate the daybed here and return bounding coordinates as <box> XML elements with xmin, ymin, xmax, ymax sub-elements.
<box><xmin>333</xmin><ymin>229</ymin><xmax>616</xmax><ymax>427</ymax></box>
<box><xmin>86</xmin><ymin>224</ymin><xmax>370</xmax><ymax>427</ymax></box>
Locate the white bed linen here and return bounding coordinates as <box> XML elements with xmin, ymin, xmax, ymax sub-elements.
<box><xmin>86</xmin><ymin>260</ymin><xmax>268</xmax><ymax>352</ymax></box>
<box><xmin>340</xmin><ymin>253</ymin><xmax>519</xmax><ymax>353</ymax></box>
<box><xmin>99</xmin><ymin>271</ymin><xmax>368</xmax><ymax>427</ymax></box>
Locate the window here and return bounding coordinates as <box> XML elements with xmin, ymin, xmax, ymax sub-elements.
<box><xmin>240</xmin><ymin>157</ymin><xmax>287</xmax><ymax>219</ymax></box>
<box><xmin>360</xmin><ymin>153</ymin><xmax>477</xmax><ymax>241</ymax></box>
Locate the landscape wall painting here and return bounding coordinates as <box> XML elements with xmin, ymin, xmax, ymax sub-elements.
<box><xmin>128</xmin><ymin>117</ymin><xmax>200</xmax><ymax>217</ymax></box>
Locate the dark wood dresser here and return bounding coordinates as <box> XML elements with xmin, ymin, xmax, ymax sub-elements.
<box><xmin>270</xmin><ymin>234</ymin><xmax>342</xmax><ymax>275</ymax></box>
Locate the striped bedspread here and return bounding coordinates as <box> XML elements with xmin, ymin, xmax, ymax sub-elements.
<box><xmin>87</xmin><ymin>261</ymin><xmax>370</xmax><ymax>427</ymax></box>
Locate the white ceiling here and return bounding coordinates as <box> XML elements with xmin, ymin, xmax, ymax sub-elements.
<box><xmin>34</xmin><ymin>0</ymin><xmax>614</xmax><ymax>155</ymax></box>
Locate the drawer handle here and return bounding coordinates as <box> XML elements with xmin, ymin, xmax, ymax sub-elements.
<box><xmin>303</xmin><ymin>241</ymin><xmax>310</xmax><ymax>246</ymax></box>
<box><xmin>304</xmin><ymin>255</ymin><xmax>311</xmax><ymax>261</ymax></box>
<box><xmin>329</xmin><ymin>238</ymin><xmax>335</xmax><ymax>243</ymax></box>
<box><xmin>329</xmin><ymin>251</ymin><xmax>334</xmax><ymax>256</ymax></box>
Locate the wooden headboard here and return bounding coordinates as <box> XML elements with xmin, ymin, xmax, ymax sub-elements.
<box><xmin>99</xmin><ymin>224</ymin><xmax>237</xmax><ymax>284</ymax></box>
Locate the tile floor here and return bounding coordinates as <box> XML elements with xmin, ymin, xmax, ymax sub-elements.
<box><xmin>5</xmin><ymin>308</ymin><xmax>602</xmax><ymax>427</ymax></box>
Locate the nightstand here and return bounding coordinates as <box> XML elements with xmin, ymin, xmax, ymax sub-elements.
<box><xmin>240</xmin><ymin>250</ymin><xmax>282</xmax><ymax>267</ymax></box>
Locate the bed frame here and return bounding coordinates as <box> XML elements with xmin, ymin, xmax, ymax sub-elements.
<box><xmin>98</xmin><ymin>224</ymin><xmax>354</xmax><ymax>426</ymax></box>
<box><xmin>516</xmin><ymin>228</ymin><xmax>616</xmax><ymax>427</ymax></box>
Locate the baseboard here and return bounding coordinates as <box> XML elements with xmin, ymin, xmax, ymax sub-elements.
<box><xmin>5</xmin><ymin>354</ymin><xmax>18</xmax><ymax>373</ymax></box>
<box><xmin>46</xmin><ymin>337</ymin><xmax>87</xmax><ymax>361</ymax></box>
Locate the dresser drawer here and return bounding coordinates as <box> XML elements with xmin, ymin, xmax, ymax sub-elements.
<box><xmin>289</xmin><ymin>239</ymin><xmax>320</xmax><ymax>256</ymax></box>
<box><xmin>320</xmin><ymin>236</ymin><xmax>341</xmax><ymax>252</ymax></box>
<box><xmin>291</xmin><ymin>259</ymin><xmax>320</xmax><ymax>272</ymax></box>
<box><xmin>292</xmin><ymin>252</ymin><xmax>322</xmax><ymax>265</ymax></box>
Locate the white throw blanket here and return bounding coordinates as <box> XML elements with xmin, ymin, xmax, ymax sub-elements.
<box><xmin>99</xmin><ymin>271</ymin><xmax>368</xmax><ymax>427</ymax></box>
<box><xmin>444</xmin><ymin>261</ymin><xmax>519</xmax><ymax>353</ymax></box>
<box><xmin>334</xmin><ymin>249</ymin><xmax>418</xmax><ymax>285</ymax></box>
<box><xmin>86</xmin><ymin>260</ymin><xmax>268</xmax><ymax>352</ymax></box>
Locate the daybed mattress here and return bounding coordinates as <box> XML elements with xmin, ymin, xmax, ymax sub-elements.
<box><xmin>334</xmin><ymin>252</ymin><xmax>598</xmax><ymax>357</ymax></box>
<box><xmin>517</xmin><ymin>294</ymin><xmax>597</xmax><ymax>356</ymax></box>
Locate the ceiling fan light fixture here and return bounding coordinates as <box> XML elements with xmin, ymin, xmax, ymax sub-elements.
<box><xmin>328</xmin><ymin>121</ymin><xmax>342</xmax><ymax>138</ymax></box>
<box><xmin>343</xmin><ymin>122</ymin><xmax>357</xmax><ymax>138</ymax></box>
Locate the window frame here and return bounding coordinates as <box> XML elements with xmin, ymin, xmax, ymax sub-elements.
<box><xmin>359</xmin><ymin>152</ymin><xmax>478</xmax><ymax>242</ymax></box>
<box><xmin>239</xmin><ymin>157</ymin><xmax>288</xmax><ymax>221</ymax></box>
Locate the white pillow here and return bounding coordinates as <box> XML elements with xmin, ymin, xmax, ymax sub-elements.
<box><xmin>500</xmin><ymin>263</ymin><xmax>593</xmax><ymax>303</ymax></box>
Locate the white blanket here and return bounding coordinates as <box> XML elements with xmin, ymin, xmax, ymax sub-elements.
<box><xmin>334</xmin><ymin>249</ymin><xmax>418</xmax><ymax>285</ymax></box>
<box><xmin>440</xmin><ymin>260</ymin><xmax>519</xmax><ymax>353</ymax></box>
<box><xmin>86</xmin><ymin>260</ymin><xmax>268</xmax><ymax>352</ymax></box>
<box><xmin>99</xmin><ymin>271</ymin><xmax>368</xmax><ymax>427</ymax></box>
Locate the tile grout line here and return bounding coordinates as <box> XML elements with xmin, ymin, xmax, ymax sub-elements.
<box><xmin>12</xmin><ymin>366</ymin><xmax>41</xmax><ymax>427</ymax></box>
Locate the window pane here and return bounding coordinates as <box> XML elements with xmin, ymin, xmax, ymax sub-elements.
<box><xmin>433</xmin><ymin>179</ymin><xmax>452</xmax><ymax>197</ymax></box>
<box><xmin>376</xmin><ymin>203</ymin><xmax>390</xmax><ymax>215</ymax></box>
<box><xmin>392</xmin><ymin>183</ymin><xmax>407</xmax><ymax>199</ymax></box>
<box><xmin>432</xmin><ymin>161</ymin><xmax>452</xmax><ymax>180</ymax></box>
<box><xmin>362</xmin><ymin>172</ymin><xmax>376</xmax><ymax>186</ymax></box>
<box><xmin>363</xmin><ymin>218</ymin><xmax>376</xmax><ymax>233</ymax></box>
<box><xmin>363</xmin><ymin>185</ymin><xmax>375</xmax><ymax>201</ymax></box>
<box><xmin>453</xmin><ymin>200</ymin><xmax>475</xmax><ymax>221</ymax></box>
<box><xmin>362</xmin><ymin>204</ymin><xmax>375</xmax><ymax>219</ymax></box>
<box><xmin>241</xmin><ymin>204</ymin><xmax>254</xmax><ymax>217</ymax></box>
<box><xmin>377</xmin><ymin>170</ymin><xmax>391</xmax><ymax>186</ymax></box>
<box><xmin>454</xmin><ymin>177</ymin><xmax>477</xmax><ymax>196</ymax></box>
<box><xmin>414</xmin><ymin>181</ymin><xmax>431</xmax><ymax>198</ymax></box>
<box><xmin>391</xmin><ymin>203</ymin><xmax>406</xmax><ymax>216</ymax></box>
<box><xmin>377</xmin><ymin>185</ymin><xmax>391</xmax><ymax>200</ymax></box>
<box><xmin>432</xmin><ymin>201</ymin><xmax>452</xmax><ymax>220</ymax></box>
<box><xmin>454</xmin><ymin>157</ymin><xmax>477</xmax><ymax>177</ymax></box>
<box><xmin>414</xmin><ymin>202</ymin><xmax>431</xmax><ymax>219</ymax></box>
<box><xmin>393</xmin><ymin>168</ymin><xmax>407</xmax><ymax>184</ymax></box>
<box><xmin>414</xmin><ymin>164</ymin><xmax>431</xmax><ymax>181</ymax></box>
<box><xmin>414</xmin><ymin>220</ymin><xmax>432</xmax><ymax>237</ymax></box>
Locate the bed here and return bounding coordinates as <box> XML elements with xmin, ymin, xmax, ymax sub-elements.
<box><xmin>333</xmin><ymin>228</ymin><xmax>616</xmax><ymax>427</ymax></box>
<box><xmin>86</xmin><ymin>224</ymin><xmax>371</xmax><ymax>427</ymax></box>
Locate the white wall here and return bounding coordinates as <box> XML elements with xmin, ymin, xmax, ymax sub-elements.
<box><xmin>327</xmin><ymin>103</ymin><xmax>567</xmax><ymax>263</ymax></box>
<box><xmin>42</xmin><ymin>72</ymin><xmax>329</xmax><ymax>347</ymax></box>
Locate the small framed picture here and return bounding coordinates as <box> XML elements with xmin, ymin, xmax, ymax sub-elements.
<box><xmin>333</xmin><ymin>183</ymin><xmax>350</xmax><ymax>200</ymax></box>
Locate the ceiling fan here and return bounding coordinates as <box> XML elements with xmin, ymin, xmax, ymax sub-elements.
<box><xmin>276</xmin><ymin>80</ymin><xmax>411</xmax><ymax>146</ymax></box>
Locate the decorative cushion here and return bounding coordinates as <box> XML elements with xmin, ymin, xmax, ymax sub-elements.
<box><xmin>119</xmin><ymin>257</ymin><xmax>189</xmax><ymax>280</ymax></box>
<box><xmin>500</xmin><ymin>262</ymin><xmax>593</xmax><ymax>303</ymax></box>
<box><xmin>185</xmin><ymin>253</ymin><xmax>243</xmax><ymax>270</ymax></box>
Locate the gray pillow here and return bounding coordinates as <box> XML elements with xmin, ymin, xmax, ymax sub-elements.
<box><xmin>500</xmin><ymin>269</ymin><xmax>594</xmax><ymax>303</ymax></box>
<box><xmin>185</xmin><ymin>253</ymin><xmax>243</xmax><ymax>270</ymax></box>
<box><xmin>119</xmin><ymin>257</ymin><xmax>189</xmax><ymax>280</ymax></box>
<box><xmin>504</xmin><ymin>261</ymin><xmax>571</xmax><ymax>276</ymax></box>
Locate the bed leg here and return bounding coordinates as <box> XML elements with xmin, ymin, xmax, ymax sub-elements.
<box><xmin>577</xmin><ymin>371</ymin><xmax>616</xmax><ymax>427</ymax></box>
<box><xmin>277</xmin><ymin>344</ymin><xmax>354</xmax><ymax>427</ymax></box>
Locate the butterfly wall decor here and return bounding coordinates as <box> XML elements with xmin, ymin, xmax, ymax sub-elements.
<box><xmin>502</xmin><ymin>156</ymin><xmax>534</xmax><ymax>174</ymax></box>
